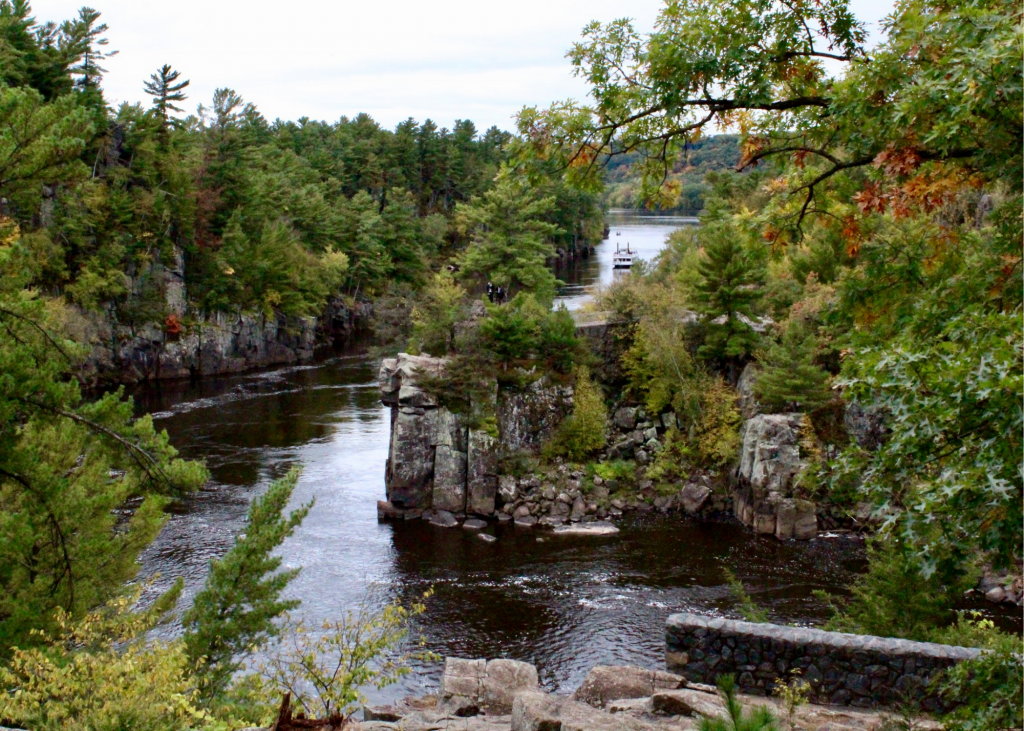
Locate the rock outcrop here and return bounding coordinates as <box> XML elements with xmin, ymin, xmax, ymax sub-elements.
<box><xmin>380</xmin><ymin>354</ymin><xmax>498</xmax><ymax>513</ymax></box>
<box><xmin>80</xmin><ymin>297</ymin><xmax>368</xmax><ymax>384</ymax></box>
<box><xmin>733</xmin><ymin>413</ymin><xmax>817</xmax><ymax>540</ymax></box>
<box><xmin>573</xmin><ymin>665</ymin><xmax>685</xmax><ymax>708</ymax></box>
<box><xmin>496</xmin><ymin>378</ymin><xmax>574</xmax><ymax>453</ymax></box>
<box><xmin>348</xmin><ymin>657</ymin><xmax>940</xmax><ymax>731</ymax></box>
<box><xmin>439</xmin><ymin>657</ymin><xmax>540</xmax><ymax>716</ymax></box>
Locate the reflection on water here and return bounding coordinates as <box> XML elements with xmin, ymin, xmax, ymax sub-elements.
<box><xmin>135</xmin><ymin>353</ymin><xmax>876</xmax><ymax>702</ymax></box>
<box><xmin>555</xmin><ymin>209</ymin><xmax>699</xmax><ymax>311</ymax></box>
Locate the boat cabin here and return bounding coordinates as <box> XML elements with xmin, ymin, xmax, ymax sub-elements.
<box><xmin>612</xmin><ymin>243</ymin><xmax>635</xmax><ymax>270</ymax></box>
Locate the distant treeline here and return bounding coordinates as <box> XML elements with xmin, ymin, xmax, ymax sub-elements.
<box><xmin>603</xmin><ymin>135</ymin><xmax>741</xmax><ymax>214</ymax></box>
<box><xmin>0</xmin><ymin>1</ymin><xmax>602</xmax><ymax>329</ymax></box>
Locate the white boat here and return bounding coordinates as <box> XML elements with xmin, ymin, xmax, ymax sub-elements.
<box><xmin>612</xmin><ymin>243</ymin><xmax>635</xmax><ymax>269</ymax></box>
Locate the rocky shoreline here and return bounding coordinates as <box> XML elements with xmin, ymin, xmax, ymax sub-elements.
<box><xmin>344</xmin><ymin>657</ymin><xmax>942</xmax><ymax>731</ymax></box>
<box><xmin>377</xmin><ymin>353</ymin><xmax>1023</xmax><ymax>609</ymax></box>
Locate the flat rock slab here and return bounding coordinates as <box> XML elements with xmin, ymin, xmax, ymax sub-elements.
<box><xmin>514</xmin><ymin>516</ymin><xmax>538</xmax><ymax>527</ymax></box>
<box><xmin>463</xmin><ymin>518</ymin><xmax>488</xmax><ymax>530</ymax></box>
<box><xmin>651</xmin><ymin>689</ymin><xmax>726</xmax><ymax>718</ymax></box>
<box><xmin>552</xmin><ymin>522</ymin><xmax>619</xmax><ymax>537</ymax></box>
<box><xmin>512</xmin><ymin>692</ymin><xmax>662</xmax><ymax>731</ymax></box>
<box><xmin>574</xmin><ymin>665</ymin><xmax>686</xmax><ymax>707</ymax></box>
<box><xmin>428</xmin><ymin>510</ymin><xmax>459</xmax><ymax>528</ymax></box>
<box><xmin>352</xmin><ymin>712</ymin><xmax>511</xmax><ymax>731</ymax></box>
<box><xmin>478</xmin><ymin>533</ymin><xmax>498</xmax><ymax>543</ymax></box>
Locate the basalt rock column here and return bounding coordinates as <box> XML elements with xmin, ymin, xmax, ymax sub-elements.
<box><xmin>379</xmin><ymin>353</ymin><xmax>500</xmax><ymax>515</ymax></box>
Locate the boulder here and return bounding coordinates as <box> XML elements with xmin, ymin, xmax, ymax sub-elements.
<box><xmin>678</xmin><ymin>484</ymin><xmax>711</xmax><ymax>515</ymax></box>
<box><xmin>428</xmin><ymin>510</ymin><xmax>459</xmax><ymax>528</ymax></box>
<box><xmin>512</xmin><ymin>691</ymin><xmax>661</xmax><ymax>731</ymax></box>
<box><xmin>613</xmin><ymin>406</ymin><xmax>638</xmax><ymax>430</ymax></box>
<box><xmin>377</xmin><ymin>500</ymin><xmax>405</xmax><ymax>521</ymax></box>
<box><xmin>573</xmin><ymin>665</ymin><xmax>686</xmax><ymax>708</ymax></box>
<box><xmin>736</xmin><ymin>413</ymin><xmax>804</xmax><ymax>494</ymax></box>
<box><xmin>439</xmin><ymin>657</ymin><xmax>539</xmax><ymax>716</ymax></box>
<box><xmin>498</xmin><ymin>475</ymin><xmax>519</xmax><ymax>504</ymax></box>
<box><xmin>651</xmin><ymin>688</ymin><xmax>726</xmax><ymax>718</ymax></box>
<box><xmin>552</xmin><ymin>522</ymin><xmax>620</xmax><ymax>537</ymax></box>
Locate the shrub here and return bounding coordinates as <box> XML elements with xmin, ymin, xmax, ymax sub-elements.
<box><xmin>722</xmin><ymin>567</ymin><xmax>768</xmax><ymax>623</ymax></box>
<box><xmin>820</xmin><ymin>538</ymin><xmax>976</xmax><ymax>641</ymax></box>
<box><xmin>692</xmin><ymin>376</ymin><xmax>742</xmax><ymax>469</ymax></box>
<box><xmin>545</xmin><ymin>366</ymin><xmax>607</xmax><ymax>462</ymax></box>
<box><xmin>699</xmin><ymin>674</ymin><xmax>779</xmax><ymax>731</ymax></box>
<box><xmin>937</xmin><ymin>619</ymin><xmax>1022</xmax><ymax>731</ymax></box>
<box><xmin>409</xmin><ymin>270</ymin><xmax>467</xmax><ymax>356</ymax></box>
<box><xmin>591</xmin><ymin>460</ymin><xmax>635</xmax><ymax>487</ymax></box>
<box><xmin>0</xmin><ymin>586</ymin><xmax>207</xmax><ymax>731</ymax></box>
<box><xmin>645</xmin><ymin>427</ymin><xmax>693</xmax><ymax>488</ymax></box>
<box><xmin>253</xmin><ymin>590</ymin><xmax>437</xmax><ymax>719</ymax></box>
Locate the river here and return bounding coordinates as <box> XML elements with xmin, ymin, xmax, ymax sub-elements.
<box><xmin>554</xmin><ymin>209</ymin><xmax>699</xmax><ymax>310</ymax></box>
<box><xmin>132</xmin><ymin>213</ymin><xmax>1003</xmax><ymax>704</ymax></box>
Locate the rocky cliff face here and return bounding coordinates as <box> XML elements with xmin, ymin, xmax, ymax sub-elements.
<box><xmin>733</xmin><ymin>413</ymin><xmax>818</xmax><ymax>540</ymax></box>
<box><xmin>80</xmin><ymin>298</ymin><xmax>368</xmax><ymax>384</ymax></box>
<box><xmin>380</xmin><ymin>354</ymin><xmax>500</xmax><ymax>514</ymax></box>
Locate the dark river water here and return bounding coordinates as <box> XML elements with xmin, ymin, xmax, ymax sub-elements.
<box><xmin>135</xmin><ymin>356</ymin><xmax>867</xmax><ymax>700</ymax></box>
<box><xmin>133</xmin><ymin>212</ymin><xmax>1016</xmax><ymax>703</ymax></box>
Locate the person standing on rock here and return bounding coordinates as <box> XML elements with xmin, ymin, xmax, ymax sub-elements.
<box><xmin>487</xmin><ymin>281</ymin><xmax>495</xmax><ymax>303</ymax></box>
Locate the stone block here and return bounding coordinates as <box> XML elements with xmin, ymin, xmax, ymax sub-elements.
<box><xmin>774</xmin><ymin>498</ymin><xmax>796</xmax><ymax>540</ymax></box>
<box><xmin>480</xmin><ymin>658</ymin><xmax>540</xmax><ymax>714</ymax></box>
<box><xmin>753</xmin><ymin>512</ymin><xmax>776</xmax><ymax>535</ymax></box>
<box><xmin>433</xmin><ymin>445</ymin><xmax>468</xmax><ymax>512</ymax></box>
<box><xmin>573</xmin><ymin>665</ymin><xmax>685</xmax><ymax>707</ymax></box>
<box><xmin>679</xmin><ymin>483</ymin><xmax>711</xmax><ymax>514</ymax></box>
<box><xmin>512</xmin><ymin>692</ymin><xmax>660</xmax><ymax>731</ymax></box>
<box><xmin>467</xmin><ymin>430</ymin><xmax>498</xmax><ymax>515</ymax></box>
<box><xmin>651</xmin><ymin>688</ymin><xmax>725</xmax><ymax>718</ymax></box>
<box><xmin>613</xmin><ymin>406</ymin><xmax>638</xmax><ymax>430</ymax></box>
<box><xmin>794</xmin><ymin>499</ymin><xmax>818</xmax><ymax>540</ymax></box>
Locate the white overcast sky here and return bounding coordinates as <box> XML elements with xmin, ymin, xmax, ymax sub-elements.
<box><xmin>35</xmin><ymin>0</ymin><xmax>896</xmax><ymax>132</ymax></box>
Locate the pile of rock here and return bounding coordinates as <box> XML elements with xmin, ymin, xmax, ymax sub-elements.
<box><xmin>976</xmin><ymin>569</ymin><xmax>1024</xmax><ymax>607</ymax></box>
<box><xmin>604</xmin><ymin>405</ymin><xmax>670</xmax><ymax>465</ymax></box>
<box><xmin>494</xmin><ymin>463</ymin><xmax>724</xmax><ymax>527</ymax></box>
<box><xmin>350</xmin><ymin>659</ymin><xmax>930</xmax><ymax>731</ymax></box>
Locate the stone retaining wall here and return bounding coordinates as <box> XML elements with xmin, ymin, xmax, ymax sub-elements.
<box><xmin>665</xmin><ymin>613</ymin><xmax>980</xmax><ymax>712</ymax></box>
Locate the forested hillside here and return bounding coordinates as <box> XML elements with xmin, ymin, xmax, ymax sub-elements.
<box><xmin>603</xmin><ymin>134</ymin><xmax>741</xmax><ymax>213</ymax></box>
<box><xmin>0</xmin><ymin>0</ymin><xmax>601</xmax><ymax>337</ymax></box>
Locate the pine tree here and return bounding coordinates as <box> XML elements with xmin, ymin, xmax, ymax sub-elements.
<box><xmin>0</xmin><ymin>229</ymin><xmax>209</xmax><ymax>652</ymax></box>
<box><xmin>183</xmin><ymin>468</ymin><xmax>311</xmax><ymax>701</ymax></box>
<box><xmin>143</xmin><ymin>64</ymin><xmax>189</xmax><ymax>132</ymax></box>
<box><xmin>753</xmin><ymin>327</ymin><xmax>833</xmax><ymax>413</ymax></box>
<box><xmin>694</xmin><ymin>223</ymin><xmax>764</xmax><ymax>383</ymax></box>
<box><xmin>457</xmin><ymin>168</ymin><xmax>562</xmax><ymax>303</ymax></box>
